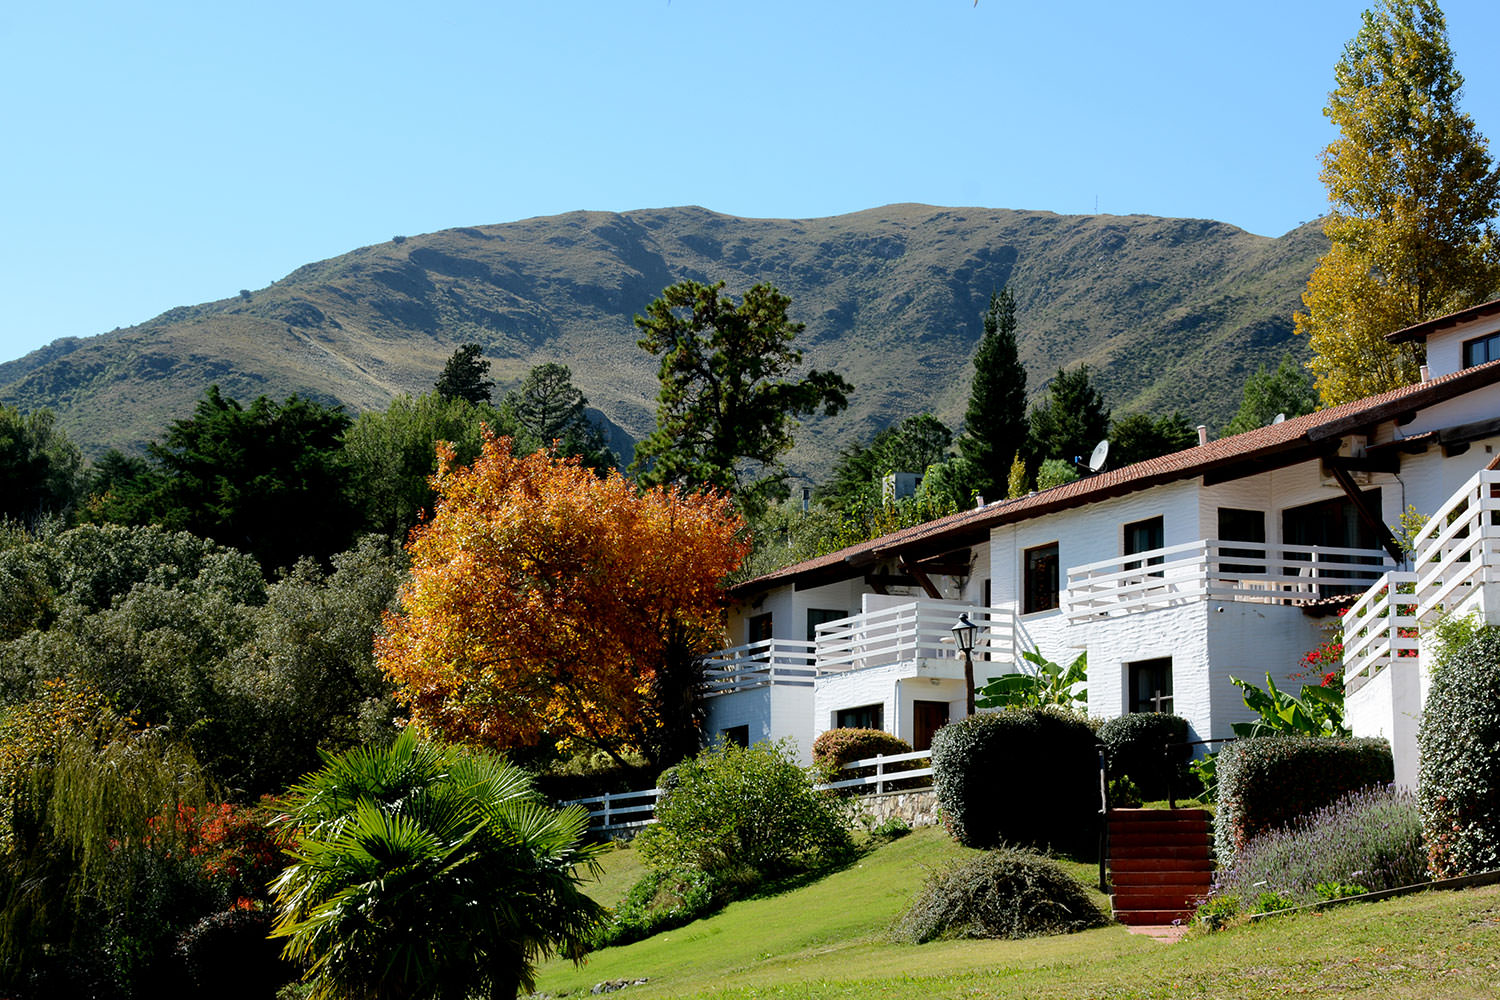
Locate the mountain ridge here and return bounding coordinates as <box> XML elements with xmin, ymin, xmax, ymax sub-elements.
<box><xmin>0</xmin><ymin>203</ymin><xmax>1327</xmax><ymax>475</ymax></box>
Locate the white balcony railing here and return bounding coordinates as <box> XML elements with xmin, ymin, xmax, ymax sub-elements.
<box><xmin>1411</xmin><ymin>468</ymin><xmax>1500</xmax><ymax>625</ymax></box>
<box><xmin>813</xmin><ymin>600</ymin><xmax>1014</xmax><ymax>673</ymax></box>
<box><xmin>701</xmin><ymin>638</ymin><xmax>817</xmax><ymax>697</ymax></box>
<box><xmin>1341</xmin><ymin>571</ymin><xmax>1419</xmax><ymax>690</ymax></box>
<box><xmin>1064</xmin><ymin>540</ymin><xmax>1395</xmax><ymax>623</ymax></box>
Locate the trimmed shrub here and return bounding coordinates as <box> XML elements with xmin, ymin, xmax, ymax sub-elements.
<box><xmin>1214</xmin><ymin>736</ymin><xmax>1392</xmax><ymax>864</ymax></box>
<box><xmin>1097</xmin><ymin>713</ymin><xmax>1191</xmax><ymax>801</ymax></box>
<box><xmin>176</xmin><ymin>907</ymin><xmax>291</xmax><ymax>999</ymax></box>
<box><xmin>603</xmin><ymin>741</ymin><xmax>854</xmax><ymax>947</ymax></box>
<box><xmin>1212</xmin><ymin>784</ymin><xmax>1426</xmax><ymax>909</ymax></box>
<box><xmin>811</xmin><ymin>727</ymin><xmax>912</xmax><ymax>775</ymax></box>
<box><xmin>635</xmin><ymin>740</ymin><xmax>853</xmax><ymax>884</ymax></box>
<box><xmin>1419</xmin><ymin>623</ymin><xmax>1500</xmax><ymax>877</ymax></box>
<box><xmin>932</xmin><ymin>708</ymin><xmax>1098</xmax><ymax>856</ymax></box>
<box><xmin>890</xmin><ymin>847</ymin><xmax>1107</xmax><ymax>943</ymax></box>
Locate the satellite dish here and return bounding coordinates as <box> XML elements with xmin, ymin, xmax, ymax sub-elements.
<box><xmin>1270</xmin><ymin>413</ymin><xmax>1287</xmax><ymax>425</ymax></box>
<box><xmin>1087</xmin><ymin>439</ymin><xmax>1110</xmax><ymax>473</ymax></box>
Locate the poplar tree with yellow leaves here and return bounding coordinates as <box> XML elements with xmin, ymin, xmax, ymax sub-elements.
<box><xmin>1296</xmin><ymin>0</ymin><xmax>1500</xmax><ymax>405</ymax></box>
<box><xmin>377</xmin><ymin>434</ymin><xmax>749</xmax><ymax>768</ymax></box>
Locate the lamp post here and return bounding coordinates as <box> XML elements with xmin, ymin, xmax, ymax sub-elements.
<box><xmin>952</xmin><ymin>612</ymin><xmax>978</xmax><ymax>716</ymax></box>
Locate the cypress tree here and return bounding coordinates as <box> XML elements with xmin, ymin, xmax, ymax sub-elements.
<box><xmin>959</xmin><ymin>288</ymin><xmax>1027</xmax><ymax>499</ymax></box>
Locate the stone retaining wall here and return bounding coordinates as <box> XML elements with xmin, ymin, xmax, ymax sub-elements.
<box><xmin>852</xmin><ymin>788</ymin><xmax>940</xmax><ymax>829</ymax></box>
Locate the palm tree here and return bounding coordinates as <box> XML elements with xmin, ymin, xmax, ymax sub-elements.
<box><xmin>270</xmin><ymin>730</ymin><xmax>603</xmax><ymax>1000</ymax></box>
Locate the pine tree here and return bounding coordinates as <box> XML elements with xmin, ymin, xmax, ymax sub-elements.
<box><xmin>959</xmin><ymin>289</ymin><xmax>1027</xmax><ymax>499</ymax></box>
<box><xmin>1297</xmin><ymin>0</ymin><xmax>1500</xmax><ymax>405</ymax></box>
<box><xmin>435</xmin><ymin>343</ymin><xmax>495</xmax><ymax>404</ymax></box>
<box><xmin>1028</xmin><ymin>367</ymin><xmax>1110</xmax><ymax>468</ymax></box>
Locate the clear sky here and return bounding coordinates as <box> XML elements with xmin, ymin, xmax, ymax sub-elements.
<box><xmin>5</xmin><ymin>1</ymin><xmax>1500</xmax><ymax>366</ymax></box>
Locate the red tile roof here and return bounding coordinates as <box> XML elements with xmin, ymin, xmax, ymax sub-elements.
<box><xmin>731</xmin><ymin>359</ymin><xmax>1500</xmax><ymax>595</ymax></box>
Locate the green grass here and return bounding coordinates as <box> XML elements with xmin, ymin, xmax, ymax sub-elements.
<box><xmin>538</xmin><ymin>826</ymin><xmax>1500</xmax><ymax>1000</ymax></box>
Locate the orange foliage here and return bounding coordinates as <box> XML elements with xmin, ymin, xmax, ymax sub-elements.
<box><xmin>377</xmin><ymin>434</ymin><xmax>749</xmax><ymax>758</ymax></box>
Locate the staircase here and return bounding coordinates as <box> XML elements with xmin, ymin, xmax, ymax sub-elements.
<box><xmin>1106</xmin><ymin>808</ymin><xmax>1213</xmax><ymax>925</ymax></box>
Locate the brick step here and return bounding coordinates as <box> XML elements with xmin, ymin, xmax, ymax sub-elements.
<box><xmin>1107</xmin><ymin>820</ymin><xmax>1211</xmax><ymax>837</ymax></box>
<box><xmin>1112</xmin><ymin>907</ymin><xmax>1198</xmax><ymax>926</ymax></box>
<box><xmin>1107</xmin><ymin>809</ymin><xmax>1212</xmax><ymax>823</ymax></box>
<box><xmin>1109</xmin><ymin>869</ymin><xmax>1213</xmax><ymax>887</ymax></box>
<box><xmin>1109</xmin><ymin>831</ymin><xmax>1211</xmax><ymax>848</ymax></box>
<box><xmin>1108</xmin><ymin>844</ymin><xmax>1212</xmax><ymax>861</ymax></box>
<box><xmin>1116</xmin><ymin>893</ymin><xmax>1206</xmax><ymax>917</ymax></box>
<box><xmin>1109</xmin><ymin>858</ymin><xmax>1213</xmax><ymax>876</ymax></box>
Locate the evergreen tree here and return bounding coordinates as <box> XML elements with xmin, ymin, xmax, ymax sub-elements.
<box><xmin>1222</xmin><ymin>354</ymin><xmax>1319</xmax><ymax>436</ymax></box>
<box><xmin>435</xmin><ymin>343</ymin><xmax>495</xmax><ymax>404</ymax></box>
<box><xmin>631</xmin><ymin>280</ymin><xmax>851</xmax><ymax>509</ymax></box>
<box><xmin>1027</xmin><ymin>367</ymin><xmax>1110</xmax><ymax>468</ymax></box>
<box><xmin>815</xmin><ymin>414</ymin><xmax>952</xmax><ymax>517</ymax></box>
<box><xmin>0</xmin><ymin>404</ymin><xmax>82</xmax><ymax>523</ymax></box>
<box><xmin>146</xmin><ymin>386</ymin><xmax>358</xmax><ymax>573</ymax></box>
<box><xmin>503</xmin><ymin>362</ymin><xmax>615</xmax><ymax>472</ymax></box>
<box><xmin>1296</xmin><ymin>0</ymin><xmax>1500</xmax><ymax>404</ymax></box>
<box><xmin>1109</xmin><ymin>412</ymin><xmax>1199</xmax><ymax>467</ymax></box>
<box><xmin>959</xmin><ymin>288</ymin><xmax>1027</xmax><ymax>498</ymax></box>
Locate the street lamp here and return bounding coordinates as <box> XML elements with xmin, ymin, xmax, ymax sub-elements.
<box><xmin>952</xmin><ymin>613</ymin><xmax>978</xmax><ymax>716</ymax></box>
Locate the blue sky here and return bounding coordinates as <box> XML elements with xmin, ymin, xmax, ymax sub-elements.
<box><xmin>5</xmin><ymin>1</ymin><xmax>1500</xmax><ymax>365</ymax></box>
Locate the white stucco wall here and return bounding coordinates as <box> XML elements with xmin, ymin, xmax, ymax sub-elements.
<box><xmin>1418</xmin><ymin>315</ymin><xmax>1499</xmax><ymax>378</ymax></box>
<box><xmin>812</xmin><ymin>659</ymin><xmax>968</xmax><ymax>747</ymax></box>
<box><xmin>1346</xmin><ymin>661</ymin><xmax>1424</xmax><ymax>789</ymax></box>
<box><xmin>701</xmin><ymin>683</ymin><xmax>818</xmax><ymax>765</ymax></box>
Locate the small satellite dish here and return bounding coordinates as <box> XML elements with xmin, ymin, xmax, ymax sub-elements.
<box><xmin>1270</xmin><ymin>413</ymin><xmax>1287</xmax><ymax>425</ymax></box>
<box><xmin>1086</xmin><ymin>439</ymin><xmax>1110</xmax><ymax>473</ymax></box>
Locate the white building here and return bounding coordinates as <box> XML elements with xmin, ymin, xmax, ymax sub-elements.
<box><xmin>705</xmin><ymin>307</ymin><xmax>1500</xmax><ymax>773</ymax></box>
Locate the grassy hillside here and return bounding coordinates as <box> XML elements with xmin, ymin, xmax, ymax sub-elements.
<box><xmin>541</xmin><ymin>826</ymin><xmax>1500</xmax><ymax>1000</ymax></box>
<box><xmin>0</xmin><ymin>205</ymin><xmax>1326</xmax><ymax>473</ymax></box>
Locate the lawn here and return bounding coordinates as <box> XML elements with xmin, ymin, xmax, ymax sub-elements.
<box><xmin>536</xmin><ymin>826</ymin><xmax>1500</xmax><ymax>1000</ymax></box>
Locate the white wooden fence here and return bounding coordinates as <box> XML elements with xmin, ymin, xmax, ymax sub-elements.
<box><xmin>563</xmin><ymin>749</ymin><xmax>934</xmax><ymax>834</ymax></box>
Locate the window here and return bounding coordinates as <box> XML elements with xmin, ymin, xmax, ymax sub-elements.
<box><xmin>721</xmin><ymin>725</ymin><xmax>749</xmax><ymax>748</ymax></box>
<box><xmin>835</xmin><ymin>703</ymin><xmax>884</xmax><ymax>731</ymax></box>
<box><xmin>1124</xmin><ymin>516</ymin><xmax>1165</xmax><ymax>577</ymax></box>
<box><xmin>806</xmin><ymin>608</ymin><xmax>847</xmax><ymax>642</ymax></box>
<box><xmin>1218</xmin><ymin>507</ymin><xmax>1266</xmax><ymax>575</ymax></box>
<box><xmin>1464</xmin><ymin>331</ymin><xmax>1500</xmax><ymax>368</ymax></box>
<box><xmin>1282</xmin><ymin>489</ymin><xmax>1384</xmax><ymax>596</ymax></box>
<box><xmin>747</xmin><ymin>612</ymin><xmax>773</xmax><ymax>644</ymax></box>
<box><xmin>1128</xmin><ymin>658</ymin><xmax>1173</xmax><ymax>714</ymax></box>
<box><xmin>1023</xmin><ymin>543</ymin><xmax>1060</xmax><ymax>614</ymax></box>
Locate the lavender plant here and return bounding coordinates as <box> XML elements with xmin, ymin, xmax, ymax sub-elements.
<box><xmin>1211</xmin><ymin>784</ymin><xmax>1426</xmax><ymax>909</ymax></box>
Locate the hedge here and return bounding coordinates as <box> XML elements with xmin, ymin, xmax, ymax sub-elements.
<box><xmin>811</xmin><ymin>728</ymin><xmax>913</xmax><ymax>781</ymax></box>
<box><xmin>1097</xmin><ymin>713</ymin><xmax>1190</xmax><ymax>802</ymax></box>
<box><xmin>931</xmin><ymin>708</ymin><xmax>1099</xmax><ymax>857</ymax></box>
<box><xmin>1214</xmin><ymin>736</ymin><xmax>1393</xmax><ymax>865</ymax></box>
<box><xmin>1419</xmin><ymin>623</ymin><xmax>1500</xmax><ymax>877</ymax></box>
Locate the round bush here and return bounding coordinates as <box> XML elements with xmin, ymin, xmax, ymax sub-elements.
<box><xmin>1097</xmin><ymin>713</ymin><xmax>1190</xmax><ymax>801</ymax></box>
<box><xmin>932</xmin><ymin>708</ymin><xmax>1098</xmax><ymax>856</ymax></box>
<box><xmin>811</xmin><ymin>727</ymin><xmax>913</xmax><ymax>775</ymax></box>
<box><xmin>635</xmin><ymin>740</ymin><xmax>854</xmax><ymax>883</ymax></box>
<box><xmin>175</xmin><ymin>907</ymin><xmax>291</xmax><ymax>999</ymax></box>
<box><xmin>890</xmin><ymin>847</ymin><xmax>1107</xmax><ymax>943</ymax></box>
<box><xmin>1419</xmin><ymin>624</ymin><xmax>1500</xmax><ymax>877</ymax></box>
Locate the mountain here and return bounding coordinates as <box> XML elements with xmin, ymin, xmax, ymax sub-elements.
<box><xmin>0</xmin><ymin>204</ymin><xmax>1326</xmax><ymax>475</ymax></box>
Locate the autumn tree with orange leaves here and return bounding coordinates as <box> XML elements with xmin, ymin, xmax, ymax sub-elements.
<box><xmin>377</xmin><ymin>434</ymin><xmax>749</xmax><ymax>767</ymax></box>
